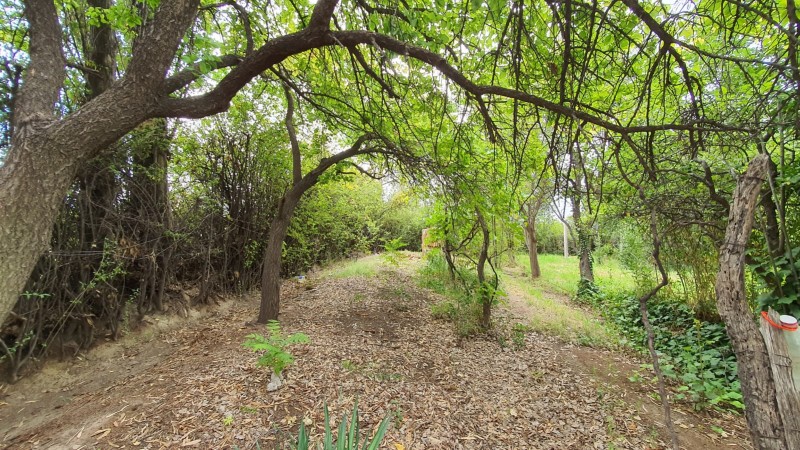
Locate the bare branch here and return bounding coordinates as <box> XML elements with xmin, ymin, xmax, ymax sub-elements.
<box><xmin>309</xmin><ymin>0</ymin><xmax>339</xmax><ymax>30</ymax></box>
<box><xmin>347</xmin><ymin>45</ymin><xmax>399</xmax><ymax>99</ymax></box>
<box><xmin>202</xmin><ymin>1</ymin><xmax>254</xmax><ymax>55</ymax></box>
<box><xmin>162</xmin><ymin>54</ymin><xmax>243</xmax><ymax>94</ymax></box>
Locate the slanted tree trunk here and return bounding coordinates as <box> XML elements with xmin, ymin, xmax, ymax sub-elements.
<box><xmin>716</xmin><ymin>154</ymin><xmax>791</xmax><ymax>450</ymax></box>
<box><xmin>256</xmin><ymin>88</ymin><xmax>382</xmax><ymax>322</ymax></box>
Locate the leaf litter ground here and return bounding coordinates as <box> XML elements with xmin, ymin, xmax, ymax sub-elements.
<box><xmin>0</xmin><ymin>254</ymin><xmax>749</xmax><ymax>449</ymax></box>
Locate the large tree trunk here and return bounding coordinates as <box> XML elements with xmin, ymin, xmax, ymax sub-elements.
<box><xmin>0</xmin><ymin>0</ymin><xmax>199</xmax><ymax>332</ymax></box>
<box><xmin>716</xmin><ymin>154</ymin><xmax>790</xmax><ymax>450</ymax></box>
<box><xmin>257</xmin><ymin>195</ymin><xmax>300</xmax><ymax>323</ymax></box>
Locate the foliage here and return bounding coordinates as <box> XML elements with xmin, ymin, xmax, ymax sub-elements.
<box><xmin>295</xmin><ymin>402</ymin><xmax>390</xmax><ymax>450</ymax></box>
<box><xmin>752</xmin><ymin>246</ymin><xmax>800</xmax><ymax>317</ymax></box>
<box><xmin>380</xmin><ymin>238</ymin><xmax>407</xmax><ymax>266</ymax></box>
<box><xmin>285</xmin><ymin>178</ymin><xmax>425</xmax><ymax>276</ymax></box>
<box><xmin>421</xmin><ymin>252</ymin><xmax>485</xmax><ymax>337</ymax></box>
<box><xmin>242</xmin><ymin>321</ymin><xmax>309</xmax><ymax>376</ymax></box>
<box><xmin>582</xmin><ymin>287</ymin><xmax>741</xmax><ymax>411</ymax></box>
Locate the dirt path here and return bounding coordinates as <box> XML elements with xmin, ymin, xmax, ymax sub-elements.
<box><xmin>0</xmin><ymin>255</ymin><xmax>750</xmax><ymax>449</ymax></box>
<box><xmin>500</xmin><ymin>270</ymin><xmax>750</xmax><ymax>449</ymax></box>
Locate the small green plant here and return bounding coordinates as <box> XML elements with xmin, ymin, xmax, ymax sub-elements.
<box><xmin>222</xmin><ymin>414</ymin><xmax>234</xmax><ymax>426</ymax></box>
<box><xmin>296</xmin><ymin>402</ymin><xmax>390</xmax><ymax>450</ymax></box>
<box><xmin>243</xmin><ymin>321</ymin><xmax>309</xmax><ymax>376</ymax></box>
<box><xmin>381</xmin><ymin>238</ymin><xmax>407</xmax><ymax>266</ymax></box>
<box><xmin>389</xmin><ymin>400</ymin><xmax>404</xmax><ymax>427</ymax></box>
<box><xmin>511</xmin><ymin>323</ymin><xmax>529</xmax><ymax>349</ymax></box>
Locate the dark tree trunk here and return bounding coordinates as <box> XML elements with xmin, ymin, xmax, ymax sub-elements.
<box><xmin>573</xmin><ymin>195</ymin><xmax>594</xmax><ymax>282</ymax></box>
<box><xmin>476</xmin><ymin>209</ymin><xmax>492</xmax><ymax>329</ymax></box>
<box><xmin>130</xmin><ymin>119</ymin><xmax>173</xmax><ymax>312</ymax></box>
<box><xmin>716</xmin><ymin>154</ymin><xmax>789</xmax><ymax>450</ymax></box>
<box><xmin>258</xmin><ymin>196</ymin><xmax>299</xmax><ymax>323</ymax></box>
<box><xmin>524</xmin><ymin>200</ymin><xmax>543</xmax><ymax>279</ymax></box>
<box><xmin>255</xmin><ymin>88</ymin><xmax>380</xmax><ymax>323</ymax></box>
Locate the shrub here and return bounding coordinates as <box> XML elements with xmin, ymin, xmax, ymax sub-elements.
<box><xmin>242</xmin><ymin>321</ymin><xmax>309</xmax><ymax>376</ymax></box>
<box><xmin>420</xmin><ymin>253</ymin><xmax>484</xmax><ymax>336</ymax></box>
<box><xmin>598</xmin><ymin>291</ymin><xmax>740</xmax><ymax>411</ymax></box>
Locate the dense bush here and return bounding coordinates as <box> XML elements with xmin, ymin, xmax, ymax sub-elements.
<box><xmin>578</xmin><ymin>286</ymin><xmax>741</xmax><ymax>411</ymax></box>
<box><xmin>284</xmin><ymin>178</ymin><xmax>427</xmax><ymax>276</ymax></box>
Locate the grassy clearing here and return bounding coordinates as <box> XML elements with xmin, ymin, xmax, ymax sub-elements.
<box><xmin>512</xmin><ymin>253</ymin><xmax>638</xmax><ymax>295</ymax></box>
<box><xmin>316</xmin><ymin>254</ymin><xmax>381</xmax><ymax>279</ymax></box>
<box><xmin>499</xmin><ymin>253</ymin><xmax>635</xmax><ymax>348</ymax></box>
<box><xmin>501</xmin><ymin>272</ymin><xmax>619</xmax><ymax>348</ymax></box>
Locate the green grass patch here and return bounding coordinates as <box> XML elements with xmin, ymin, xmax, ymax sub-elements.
<box><xmin>500</xmin><ymin>273</ymin><xmax>619</xmax><ymax>348</ymax></box>
<box><xmin>513</xmin><ymin>253</ymin><xmax>637</xmax><ymax>295</ymax></box>
<box><xmin>317</xmin><ymin>255</ymin><xmax>380</xmax><ymax>279</ymax></box>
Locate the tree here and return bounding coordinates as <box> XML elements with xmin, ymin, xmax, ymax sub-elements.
<box><xmin>716</xmin><ymin>154</ymin><xmax>800</xmax><ymax>449</ymax></box>
<box><xmin>4</xmin><ymin>1</ymin><xmax>800</xmax><ymax>444</ymax></box>
<box><xmin>257</xmin><ymin>86</ymin><xmax>399</xmax><ymax>322</ymax></box>
<box><xmin>0</xmin><ymin>0</ymin><xmax>739</xmax><ymax>332</ymax></box>
<box><xmin>522</xmin><ymin>173</ymin><xmax>554</xmax><ymax>279</ymax></box>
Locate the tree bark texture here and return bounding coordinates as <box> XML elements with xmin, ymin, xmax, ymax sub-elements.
<box><xmin>258</xmin><ymin>196</ymin><xmax>299</xmax><ymax>323</ymax></box>
<box><xmin>572</xmin><ymin>196</ymin><xmax>594</xmax><ymax>282</ymax></box>
<box><xmin>0</xmin><ymin>0</ymin><xmax>199</xmax><ymax>333</ymax></box>
<box><xmin>716</xmin><ymin>154</ymin><xmax>788</xmax><ymax>450</ymax></box>
<box><xmin>476</xmin><ymin>209</ymin><xmax>492</xmax><ymax>329</ymax></box>
<box><xmin>523</xmin><ymin>200</ymin><xmax>543</xmax><ymax>279</ymax></box>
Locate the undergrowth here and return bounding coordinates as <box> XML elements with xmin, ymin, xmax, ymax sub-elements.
<box><xmin>576</xmin><ymin>283</ymin><xmax>742</xmax><ymax>412</ymax></box>
<box><xmin>318</xmin><ymin>256</ymin><xmax>380</xmax><ymax>279</ymax></box>
<box><xmin>502</xmin><ymin>274</ymin><xmax>617</xmax><ymax>348</ymax></box>
<box><xmin>419</xmin><ymin>252</ymin><xmax>485</xmax><ymax>337</ymax></box>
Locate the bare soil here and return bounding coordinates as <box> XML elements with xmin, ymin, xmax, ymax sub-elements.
<box><xmin>0</xmin><ymin>255</ymin><xmax>750</xmax><ymax>449</ymax></box>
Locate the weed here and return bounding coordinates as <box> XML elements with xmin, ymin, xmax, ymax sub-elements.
<box><xmin>341</xmin><ymin>359</ymin><xmax>357</xmax><ymax>372</ymax></box>
<box><xmin>389</xmin><ymin>400</ymin><xmax>404</xmax><ymax>427</ymax></box>
<box><xmin>602</xmin><ymin>292</ymin><xmax>741</xmax><ymax>411</ymax></box>
<box><xmin>242</xmin><ymin>321</ymin><xmax>309</xmax><ymax>377</ymax></box>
